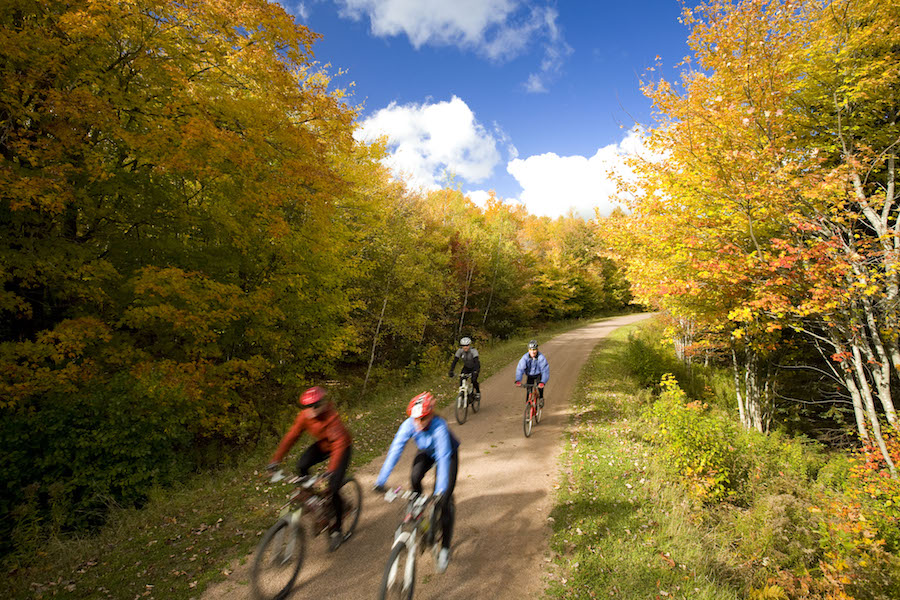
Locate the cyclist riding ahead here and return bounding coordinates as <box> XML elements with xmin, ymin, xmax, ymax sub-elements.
<box><xmin>447</xmin><ymin>336</ymin><xmax>481</xmax><ymax>402</ymax></box>
<box><xmin>515</xmin><ymin>340</ymin><xmax>550</xmax><ymax>407</ymax></box>
<box><xmin>267</xmin><ymin>386</ymin><xmax>353</xmax><ymax>552</ymax></box>
<box><xmin>374</xmin><ymin>392</ymin><xmax>460</xmax><ymax>574</ymax></box>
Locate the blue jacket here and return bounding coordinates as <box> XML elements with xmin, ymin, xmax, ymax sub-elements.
<box><xmin>516</xmin><ymin>351</ymin><xmax>550</xmax><ymax>384</ymax></box>
<box><xmin>376</xmin><ymin>415</ymin><xmax>459</xmax><ymax>494</ymax></box>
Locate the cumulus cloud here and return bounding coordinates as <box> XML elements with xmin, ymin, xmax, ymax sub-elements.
<box><xmin>507</xmin><ymin>128</ymin><xmax>655</xmax><ymax>218</ymax></box>
<box><xmin>465</xmin><ymin>190</ymin><xmax>492</xmax><ymax>208</ymax></box>
<box><xmin>355</xmin><ymin>96</ymin><xmax>502</xmax><ymax>191</ymax></box>
<box><xmin>335</xmin><ymin>0</ymin><xmax>571</xmax><ymax>89</ymax></box>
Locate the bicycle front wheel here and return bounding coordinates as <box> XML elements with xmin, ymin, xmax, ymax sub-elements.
<box><xmin>379</xmin><ymin>539</ymin><xmax>416</xmax><ymax>600</ymax></box>
<box><xmin>455</xmin><ymin>392</ymin><xmax>467</xmax><ymax>425</ymax></box>
<box><xmin>338</xmin><ymin>477</ymin><xmax>362</xmax><ymax>540</ymax></box>
<box><xmin>250</xmin><ymin>517</ymin><xmax>306</xmax><ymax>600</ymax></box>
<box><xmin>523</xmin><ymin>402</ymin><xmax>534</xmax><ymax>437</ymax></box>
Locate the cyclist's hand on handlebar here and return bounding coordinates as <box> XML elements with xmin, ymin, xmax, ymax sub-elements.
<box><xmin>266</xmin><ymin>462</ymin><xmax>280</xmax><ymax>473</ymax></box>
<box><xmin>538</xmin><ymin>382</ymin><xmax>545</xmax><ymax>389</ymax></box>
<box><xmin>515</xmin><ymin>380</ymin><xmax>521</xmax><ymax>387</ymax></box>
<box><xmin>447</xmin><ymin>371</ymin><xmax>454</xmax><ymax>378</ymax></box>
<box><xmin>373</xmin><ymin>483</ymin><xmax>387</xmax><ymax>494</ymax></box>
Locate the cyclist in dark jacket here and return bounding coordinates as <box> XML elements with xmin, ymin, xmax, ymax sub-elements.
<box><xmin>448</xmin><ymin>336</ymin><xmax>481</xmax><ymax>400</ymax></box>
<box><xmin>515</xmin><ymin>339</ymin><xmax>550</xmax><ymax>406</ymax></box>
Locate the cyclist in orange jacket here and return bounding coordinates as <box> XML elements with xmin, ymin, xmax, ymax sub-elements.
<box><xmin>267</xmin><ymin>386</ymin><xmax>353</xmax><ymax>552</ymax></box>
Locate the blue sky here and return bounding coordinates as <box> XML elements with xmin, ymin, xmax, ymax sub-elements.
<box><xmin>283</xmin><ymin>1</ymin><xmax>691</xmax><ymax>218</ymax></box>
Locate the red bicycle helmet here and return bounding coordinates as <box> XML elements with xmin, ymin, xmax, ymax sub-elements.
<box><xmin>407</xmin><ymin>392</ymin><xmax>435</xmax><ymax>419</ymax></box>
<box><xmin>299</xmin><ymin>386</ymin><xmax>326</xmax><ymax>407</ymax></box>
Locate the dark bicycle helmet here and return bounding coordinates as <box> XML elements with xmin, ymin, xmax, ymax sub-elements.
<box><xmin>528</xmin><ymin>339</ymin><xmax>539</xmax><ymax>349</ymax></box>
<box><xmin>459</xmin><ymin>336</ymin><xmax>472</xmax><ymax>346</ymax></box>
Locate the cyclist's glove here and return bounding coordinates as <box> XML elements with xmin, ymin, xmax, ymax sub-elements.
<box><xmin>515</xmin><ymin>380</ymin><xmax>521</xmax><ymax>386</ymax></box>
<box><xmin>538</xmin><ymin>383</ymin><xmax>545</xmax><ymax>389</ymax></box>
<box><xmin>373</xmin><ymin>483</ymin><xmax>387</xmax><ymax>494</ymax></box>
<box><xmin>447</xmin><ymin>371</ymin><xmax>454</xmax><ymax>378</ymax></box>
<box><xmin>266</xmin><ymin>462</ymin><xmax>279</xmax><ymax>473</ymax></box>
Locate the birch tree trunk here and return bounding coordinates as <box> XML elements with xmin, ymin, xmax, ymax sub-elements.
<box><xmin>458</xmin><ymin>263</ymin><xmax>474</xmax><ymax>337</ymax></box>
<box><xmin>361</xmin><ymin>293</ymin><xmax>389</xmax><ymax>398</ymax></box>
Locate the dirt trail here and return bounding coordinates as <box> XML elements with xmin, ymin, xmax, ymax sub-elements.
<box><xmin>204</xmin><ymin>313</ymin><xmax>651</xmax><ymax>600</ymax></box>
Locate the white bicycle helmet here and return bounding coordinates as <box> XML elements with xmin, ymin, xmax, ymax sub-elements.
<box><xmin>459</xmin><ymin>337</ymin><xmax>472</xmax><ymax>346</ymax></box>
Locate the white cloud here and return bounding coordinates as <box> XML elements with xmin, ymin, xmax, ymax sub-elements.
<box><xmin>335</xmin><ymin>0</ymin><xmax>571</xmax><ymax>89</ymax></box>
<box><xmin>355</xmin><ymin>96</ymin><xmax>502</xmax><ymax>191</ymax></box>
<box><xmin>522</xmin><ymin>7</ymin><xmax>572</xmax><ymax>94</ymax></box>
<box><xmin>283</xmin><ymin>1</ymin><xmax>310</xmax><ymax>20</ymax></box>
<box><xmin>507</xmin><ymin>128</ymin><xmax>654</xmax><ymax>219</ymax></box>
<box><xmin>465</xmin><ymin>190</ymin><xmax>492</xmax><ymax>208</ymax></box>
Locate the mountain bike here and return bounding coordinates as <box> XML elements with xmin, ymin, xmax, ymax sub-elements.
<box><xmin>250</xmin><ymin>470</ymin><xmax>362</xmax><ymax>600</ymax></box>
<box><xmin>454</xmin><ymin>372</ymin><xmax>480</xmax><ymax>424</ymax></box>
<box><xmin>522</xmin><ymin>382</ymin><xmax>543</xmax><ymax>437</ymax></box>
<box><xmin>378</xmin><ymin>487</ymin><xmax>455</xmax><ymax>600</ymax></box>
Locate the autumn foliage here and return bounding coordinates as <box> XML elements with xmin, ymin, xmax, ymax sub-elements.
<box><xmin>0</xmin><ymin>0</ymin><xmax>631</xmax><ymax>558</ymax></box>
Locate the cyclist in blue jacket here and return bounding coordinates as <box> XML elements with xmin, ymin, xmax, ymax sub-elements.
<box><xmin>515</xmin><ymin>339</ymin><xmax>550</xmax><ymax>407</ymax></box>
<box><xmin>374</xmin><ymin>392</ymin><xmax>460</xmax><ymax>573</ymax></box>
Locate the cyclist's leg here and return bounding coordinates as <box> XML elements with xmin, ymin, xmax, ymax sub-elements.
<box><xmin>328</xmin><ymin>445</ymin><xmax>351</xmax><ymax>531</ymax></box>
<box><xmin>410</xmin><ymin>450</ymin><xmax>434</xmax><ymax>495</ymax></box>
<box><xmin>296</xmin><ymin>442</ymin><xmax>329</xmax><ymax>477</ymax></box>
<box><xmin>466</xmin><ymin>368</ymin><xmax>480</xmax><ymax>396</ymax></box>
<box><xmin>438</xmin><ymin>450</ymin><xmax>459</xmax><ymax>549</ymax></box>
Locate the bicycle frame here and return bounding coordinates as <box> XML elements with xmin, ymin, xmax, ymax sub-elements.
<box><xmin>379</xmin><ymin>488</ymin><xmax>435</xmax><ymax>599</ymax></box>
<box><xmin>522</xmin><ymin>382</ymin><xmax>541</xmax><ymax>437</ymax></box>
<box><xmin>457</xmin><ymin>373</ymin><xmax>473</xmax><ymax>402</ymax></box>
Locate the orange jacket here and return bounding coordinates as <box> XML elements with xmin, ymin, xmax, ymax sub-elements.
<box><xmin>270</xmin><ymin>407</ymin><xmax>352</xmax><ymax>472</ymax></box>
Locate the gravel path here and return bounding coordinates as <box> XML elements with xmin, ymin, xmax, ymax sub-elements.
<box><xmin>204</xmin><ymin>313</ymin><xmax>651</xmax><ymax>600</ymax></box>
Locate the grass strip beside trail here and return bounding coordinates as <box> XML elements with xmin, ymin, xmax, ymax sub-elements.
<box><xmin>547</xmin><ymin>325</ymin><xmax>740</xmax><ymax>600</ymax></box>
<box><xmin>6</xmin><ymin>315</ymin><xmax>617</xmax><ymax>600</ymax></box>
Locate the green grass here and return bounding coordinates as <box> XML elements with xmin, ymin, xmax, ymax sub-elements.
<box><xmin>546</xmin><ymin>325</ymin><xmax>741</xmax><ymax>600</ymax></box>
<box><xmin>5</xmin><ymin>314</ymin><xmax>615</xmax><ymax>600</ymax></box>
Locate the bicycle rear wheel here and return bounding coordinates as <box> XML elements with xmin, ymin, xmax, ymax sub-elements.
<box><xmin>378</xmin><ymin>539</ymin><xmax>416</xmax><ymax>600</ymax></box>
<box><xmin>338</xmin><ymin>477</ymin><xmax>362</xmax><ymax>540</ymax></box>
<box><xmin>250</xmin><ymin>517</ymin><xmax>306</xmax><ymax>600</ymax></box>
<box><xmin>523</xmin><ymin>401</ymin><xmax>534</xmax><ymax>437</ymax></box>
<box><xmin>455</xmin><ymin>392</ymin><xmax>468</xmax><ymax>424</ymax></box>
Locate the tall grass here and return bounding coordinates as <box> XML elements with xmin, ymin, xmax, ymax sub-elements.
<box><xmin>548</xmin><ymin>320</ymin><xmax>900</xmax><ymax>600</ymax></box>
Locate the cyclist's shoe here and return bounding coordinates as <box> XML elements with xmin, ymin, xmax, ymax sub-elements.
<box><xmin>328</xmin><ymin>530</ymin><xmax>342</xmax><ymax>552</ymax></box>
<box><xmin>436</xmin><ymin>547</ymin><xmax>451</xmax><ymax>573</ymax></box>
<box><xmin>475</xmin><ymin>392</ymin><xmax>481</xmax><ymax>400</ymax></box>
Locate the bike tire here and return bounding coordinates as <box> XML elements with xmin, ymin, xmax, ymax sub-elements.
<box><xmin>338</xmin><ymin>477</ymin><xmax>362</xmax><ymax>540</ymax></box>
<box><xmin>378</xmin><ymin>539</ymin><xmax>416</xmax><ymax>600</ymax></box>
<box><xmin>455</xmin><ymin>392</ymin><xmax>468</xmax><ymax>425</ymax></box>
<box><xmin>523</xmin><ymin>401</ymin><xmax>534</xmax><ymax>437</ymax></box>
<box><xmin>250</xmin><ymin>517</ymin><xmax>306</xmax><ymax>600</ymax></box>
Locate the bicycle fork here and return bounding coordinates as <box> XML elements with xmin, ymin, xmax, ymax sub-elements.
<box><xmin>388</xmin><ymin>528</ymin><xmax>417</xmax><ymax>588</ymax></box>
